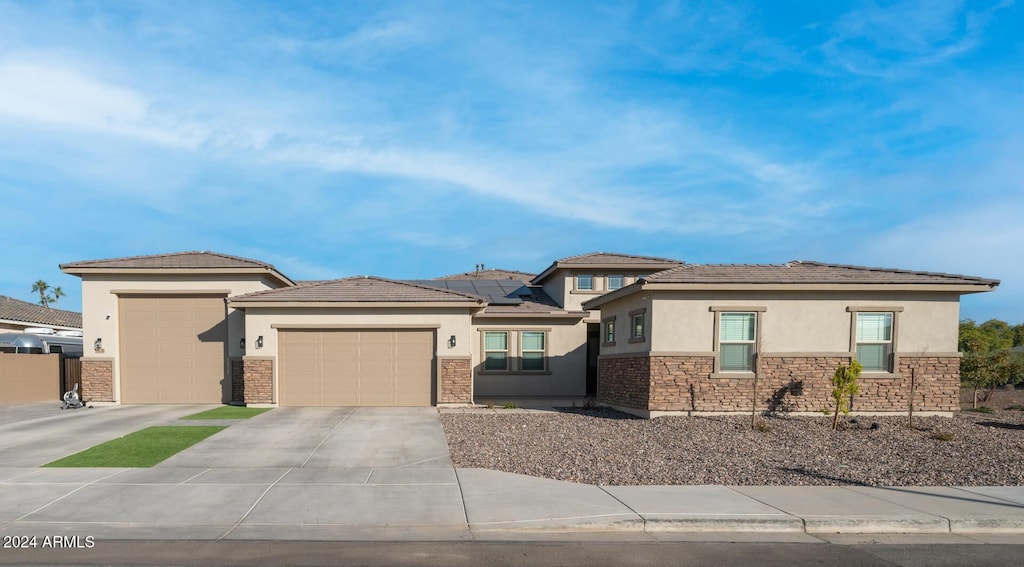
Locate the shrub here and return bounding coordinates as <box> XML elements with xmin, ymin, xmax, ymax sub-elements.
<box><xmin>826</xmin><ymin>360</ymin><xmax>863</xmax><ymax>431</ymax></box>
<box><xmin>932</xmin><ymin>432</ymin><xmax>954</xmax><ymax>442</ymax></box>
<box><xmin>501</xmin><ymin>401</ymin><xmax>518</xmax><ymax>409</ymax></box>
<box><xmin>964</xmin><ymin>406</ymin><xmax>995</xmax><ymax>414</ymax></box>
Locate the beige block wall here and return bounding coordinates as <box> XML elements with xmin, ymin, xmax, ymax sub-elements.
<box><xmin>78</xmin><ymin>273</ymin><xmax>281</xmax><ymax>402</ymax></box>
<box><xmin>0</xmin><ymin>353</ymin><xmax>60</xmax><ymax>402</ymax></box>
<box><xmin>472</xmin><ymin>317</ymin><xmax>588</xmax><ymax>397</ymax></box>
<box><xmin>647</xmin><ymin>291</ymin><xmax>961</xmax><ymax>354</ymax></box>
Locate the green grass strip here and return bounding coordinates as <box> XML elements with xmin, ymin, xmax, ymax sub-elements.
<box><xmin>44</xmin><ymin>426</ymin><xmax>226</xmax><ymax>468</ymax></box>
<box><xmin>180</xmin><ymin>406</ymin><xmax>272</xmax><ymax>420</ymax></box>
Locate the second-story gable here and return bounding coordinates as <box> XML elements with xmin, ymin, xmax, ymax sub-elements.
<box><xmin>530</xmin><ymin>252</ymin><xmax>684</xmax><ymax>315</ymax></box>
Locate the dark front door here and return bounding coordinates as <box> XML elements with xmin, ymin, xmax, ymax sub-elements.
<box><xmin>586</xmin><ymin>323</ymin><xmax>600</xmax><ymax>396</ymax></box>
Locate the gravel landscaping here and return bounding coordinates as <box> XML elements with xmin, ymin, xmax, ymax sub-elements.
<box><xmin>441</xmin><ymin>389</ymin><xmax>1024</xmax><ymax>486</ymax></box>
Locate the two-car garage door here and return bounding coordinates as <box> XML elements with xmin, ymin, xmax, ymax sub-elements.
<box><xmin>278</xmin><ymin>329</ymin><xmax>434</xmax><ymax>406</ymax></box>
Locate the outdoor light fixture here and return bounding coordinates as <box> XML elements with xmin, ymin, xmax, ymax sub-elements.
<box><xmin>256</xmin><ymin>336</ymin><xmax>263</xmax><ymax>349</ymax></box>
<box><xmin>93</xmin><ymin>338</ymin><xmax>102</xmax><ymax>351</ymax></box>
<box><xmin>448</xmin><ymin>335</ymin><xmax>457</xmax><ymax>348</ymax></box>
<box><xmin>240</xmin><ymin>337</ymin><xmax>246</xmax><ymax>350</ymax></box>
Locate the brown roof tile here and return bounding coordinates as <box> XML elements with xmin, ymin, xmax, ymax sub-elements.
<box><xmin>230</xmin><ymin>276</ymin><xmax>486</xmax><ymax>304</ymax></box>
<box><xmin>531</xmin><ymin>252</ymin><xmax>684</xmax><ymax>284</ymax></box>
<box><xmin>414</xmin><ymin>279</ymin><xmax>568</xmax><ymax>314</ymax></box>
<box><xmin>61</xmin><ymin>251</ymin><xmax>277</xmax><ymax>270</ymax></box>
<box><xmin>435</xmin><ymin>268</ymin><xmax>536</xmax><ymax>280</ymax></box>
<box><xmin>644</xmin><ymin>261</ymin><xmax>1000</xmax><ymax>286</ymax></box>
<box><xmin>555</xmin><ymin>252</ymin><xmax>683</xmax><ymax>265</ymax></box>
<box><xmin>0</xmin><ymin>295</ymin><xmax>82</xmax><ymax>329</ymax></box>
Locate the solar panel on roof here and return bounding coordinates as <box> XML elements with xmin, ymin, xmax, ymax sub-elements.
<box><xmin>487</xmin><ymin>294</ymin><xmax>523</xmax><ymax>305</ymax></box>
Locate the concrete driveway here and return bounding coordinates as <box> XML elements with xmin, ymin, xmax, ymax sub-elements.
<box><xmin>0</xmin><ymin>405</ymin><xmax>468</xmax><ymax>540</ymax></box>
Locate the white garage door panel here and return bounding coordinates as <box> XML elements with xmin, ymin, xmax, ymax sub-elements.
<box><xmin>119</xmin><ymin>295</ymin><xmax>226</xmax><ymax>404</ymax></box>
<box><xmin>279</xmin><ymin>329</ymin><xmax>433</xmax><ymax>407</ymax></box>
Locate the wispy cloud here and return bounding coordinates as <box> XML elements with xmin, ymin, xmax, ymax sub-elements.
<box><xmin>821</xmin><ymin>0</ymin><xmax>1012</xmax><ymax>77</ymax></box>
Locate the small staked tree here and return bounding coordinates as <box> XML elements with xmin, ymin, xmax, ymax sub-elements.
<box><xmin>828</xmin><ymin>359</ymin><xmax>863</xmax><ymax>431</ymax></box>
<box><xmin>51</xmin><ymin>286</ymin><xmax>65</xmax><ymax>309</ymax></box>
<box><xmin>751</xmin><ymin>333</ymin><xmax>764</xmax><ymax>429</ymax></box>
<box><xmin>31</xmin><ymin>280</ymin><xmax>51</xmax><ymax>308</ymax></box>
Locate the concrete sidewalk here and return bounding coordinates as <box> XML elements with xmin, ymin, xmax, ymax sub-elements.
<box><xmin>2</xmin><ymin>465</ymin><xmax>1023</xmax><ymax>541</ymax></box>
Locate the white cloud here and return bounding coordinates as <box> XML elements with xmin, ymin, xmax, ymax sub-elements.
<box><xmin>0</xmin><ymin>59</ymin><xmax>209</xmax><ymax>148</ymax></box>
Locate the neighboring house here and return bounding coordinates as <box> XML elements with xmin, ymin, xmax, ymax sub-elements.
<box><xmin>0</xmin><ymin>295</ymin><xmax>82</xmax><ymax>333</ymax></box>
<box><xmin>60</xmin><ymin>252</ymin><xmax>998</xmax><ymax>416</ymax></box>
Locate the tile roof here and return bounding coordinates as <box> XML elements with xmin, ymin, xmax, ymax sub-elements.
<box><xmin>229</xmin><ymin>276</ymin><xmax>486</xmax><ymax>304</ymax></box>
<box><xmin>644</xmin><ymin>261</ymin><xmax>1000</xmax><ymax>286</ymax></box>
<box><xmin>0</xmin><ymin>295</ymin><xmax>83</xmax><ymax>329</ymax></box>
<box><xmin>531</xmin><ymin>251</ymin><xmax>684</xmax><ymax>284</ymax></box>
<box><xmin>554</xmin><ymin>252</ymin><xmax>683</xmax><ymax>265</ymax></box>
<box><xmin>414</xmin><ymin>280</ymin><xmax>568</xmax><ymax>314</ymax></box>
<box><xmin>61</xmin><ymin>251</ymin><xmax>277</xmax><ymax>270</ymax></box>
<box><xmin>435</xmin><ymin>268</ymin><xmax>536</xmax><ymax>280</ymax></box>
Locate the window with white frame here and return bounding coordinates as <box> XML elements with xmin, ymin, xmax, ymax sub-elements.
<box><xmin>856</xmin><ymin>312</ymin><xmax>893</xmax><ymax>371</ymax></box>
<box><xmin>719</xmin><ymin>312</ymin><xmax>756</xmax><ymax>372</ymax></box>
<box><xmin>607</xmin><ymin>275</ymin><xmax>624</xmax><ymax>290</ymax></box>
<box><xmin>576</xmin><ymin>274</ymin><xmax>594</xmax><ymax>290</ymax></box>
<box><xmin>520</xmin><ymin>331</ymin><xmax>546</xmax><ymax>371</ymax></box>
<box><xmin>483</xmin><ymin>331</ymin><xmax>509</xmax><ymax>371</ymax></box>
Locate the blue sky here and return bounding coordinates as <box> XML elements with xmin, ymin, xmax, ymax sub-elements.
<box><xmin>0</xmin><ymin>0</ymin><xmax>1021</xmax><ymax>322</ymax></box>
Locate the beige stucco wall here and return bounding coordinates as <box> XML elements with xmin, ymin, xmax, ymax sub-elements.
<box><xmin>644</xmin><ymin>290</ymin><xmax>961</xmax><ymax>354</ymax></box>
<box><xmin>595</xmin><ymin>292</ymin><xmax>653</xmax><ymax>356</ymax></box>
<box><xmin>471</xmin><ymin>317</ymin><xmax>588</xmax><ymax>397</ymax></box>
<box><xmin>541</xmin><ymin>270</ymin><xmax>643</xmax><ymax>320</ymax></box>
<box><xmin>242</xmin><ymin>306</ymin><xmax>474</xmax><ymax>357</ymax></box>
<box><xmin>78</xmin><ymin>273</ymin><xmax>282</xmax><ymax>402</ymax></box>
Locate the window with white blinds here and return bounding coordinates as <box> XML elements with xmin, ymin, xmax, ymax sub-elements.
<box><xmin>719</xmin><ymin>312</ymin><xmax>756</xmax><ymax>372</ymax></box>
<box><xmin>856</xmin><ymin>312</ymin><xmax>893</xmax><ymax>371</ymax></box>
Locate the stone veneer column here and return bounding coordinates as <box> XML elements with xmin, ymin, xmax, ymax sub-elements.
<box><xmin>230</xmin><ymin>359</ymin><xmax>244</xmax><ymax>404</ymax></box>
<box><xmin>80</xmin><ymin>358</ymin><xmax>114</xmax><ymax>402</ymax></box>
<box><xmin>597</xmin><ymin>355</ymin><xmax>652</xmax><ymax>410</ymax></box>
<box><xmin>242</xmin><ymin>357</ymin><xmax>274</xmax><ymax>405</ymax></box>
<box><xmin>439</xmin><ymin>357</ymin><xmax>472</xmax><ymax>403</ymax></box>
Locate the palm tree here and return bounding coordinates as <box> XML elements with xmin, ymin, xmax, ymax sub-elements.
<box><xmin>31</xmin><ymin>280</ymin><xmax>50</xmax><ymax>307</ymax></box>
<box><xmin>51</xmin><ymin>286</ymin><xmax>65</xmax><ymax>309</ymax></box>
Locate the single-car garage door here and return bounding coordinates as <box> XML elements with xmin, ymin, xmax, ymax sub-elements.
<box><xmin>279</xmin><ymin>329</ymin><xmax>433</xmax><ymax>406</ymax></box>
<box><xmin>119</xmin><ymin>295</ymin><xmax>227</xmax><ymax>404</ymax></box>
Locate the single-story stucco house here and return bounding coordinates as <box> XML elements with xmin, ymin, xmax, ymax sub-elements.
<box><xmin>0</xmin><ymin>295</ymin><xmax>82</xmax><ymax>333</ymax></box>
<box><xmin>60</xmin><ymin>251</ymin><xmax>998</xmax><ymax>416</ymax></box>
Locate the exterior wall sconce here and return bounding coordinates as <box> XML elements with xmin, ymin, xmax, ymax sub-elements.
<box><xmin>256</xmin><ymin>336</ymin><xmax>264</xmax><ymax>349</ymax></box>
<box><xmin>240</xmin><ymin>337</ymin><xmax>246</xmax><ymax>350</ymax></box>
<box><xmin>93</xmin><ymin>338</ymin><xmax>103</xmax><ymax>352</ymax></box>
<box><xmin>448</xmin><ymin>335</ymin><xmax>457</xmax><ymax>348</ymax></box>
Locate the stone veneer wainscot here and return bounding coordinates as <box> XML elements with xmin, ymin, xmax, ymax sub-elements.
<box><xmin>599</xmin><ymin>354</ymin><xmax>960</xmax><ymax>414</ymax></box>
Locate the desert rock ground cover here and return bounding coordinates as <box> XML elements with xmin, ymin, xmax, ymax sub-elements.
<box><xmin>441</xmin><ymin>389</ymin><xmax>1024</xmax><ymax>486</ymax></box>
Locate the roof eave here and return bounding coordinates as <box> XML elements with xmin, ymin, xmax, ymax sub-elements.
<box><xmin>531</xmin><ymin>262</ymin><xmax>681</xmax><ymax>285</ymax></box>
<box><xmin>639</xmin><ymin>282</ymin><xmax>998</xmax><ymax>293</ymax></box>
<box><xmin>230</xmin><ymin>300</ymin><xmax>486</xmax><ymax>309</ymax></box>
<box><xmin>60</xmin><ymin>266</ymin><xmax>295</xmax><ymax>287</ymax></box>
<box><xmin>474</xmin><ymin>311</ymin><xmax>589</xmax><ymax>319</ymax></box>
<box><xmin>581</xmin><ymin>281</ymin><xmax>647</xmax><ymax>310</ymax></box>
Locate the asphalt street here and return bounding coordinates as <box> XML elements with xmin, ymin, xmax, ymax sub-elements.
<box><xmin>3</xmin><ymin>540</ymin><xmax>1024</xmax><ymax>567</ymax></box>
